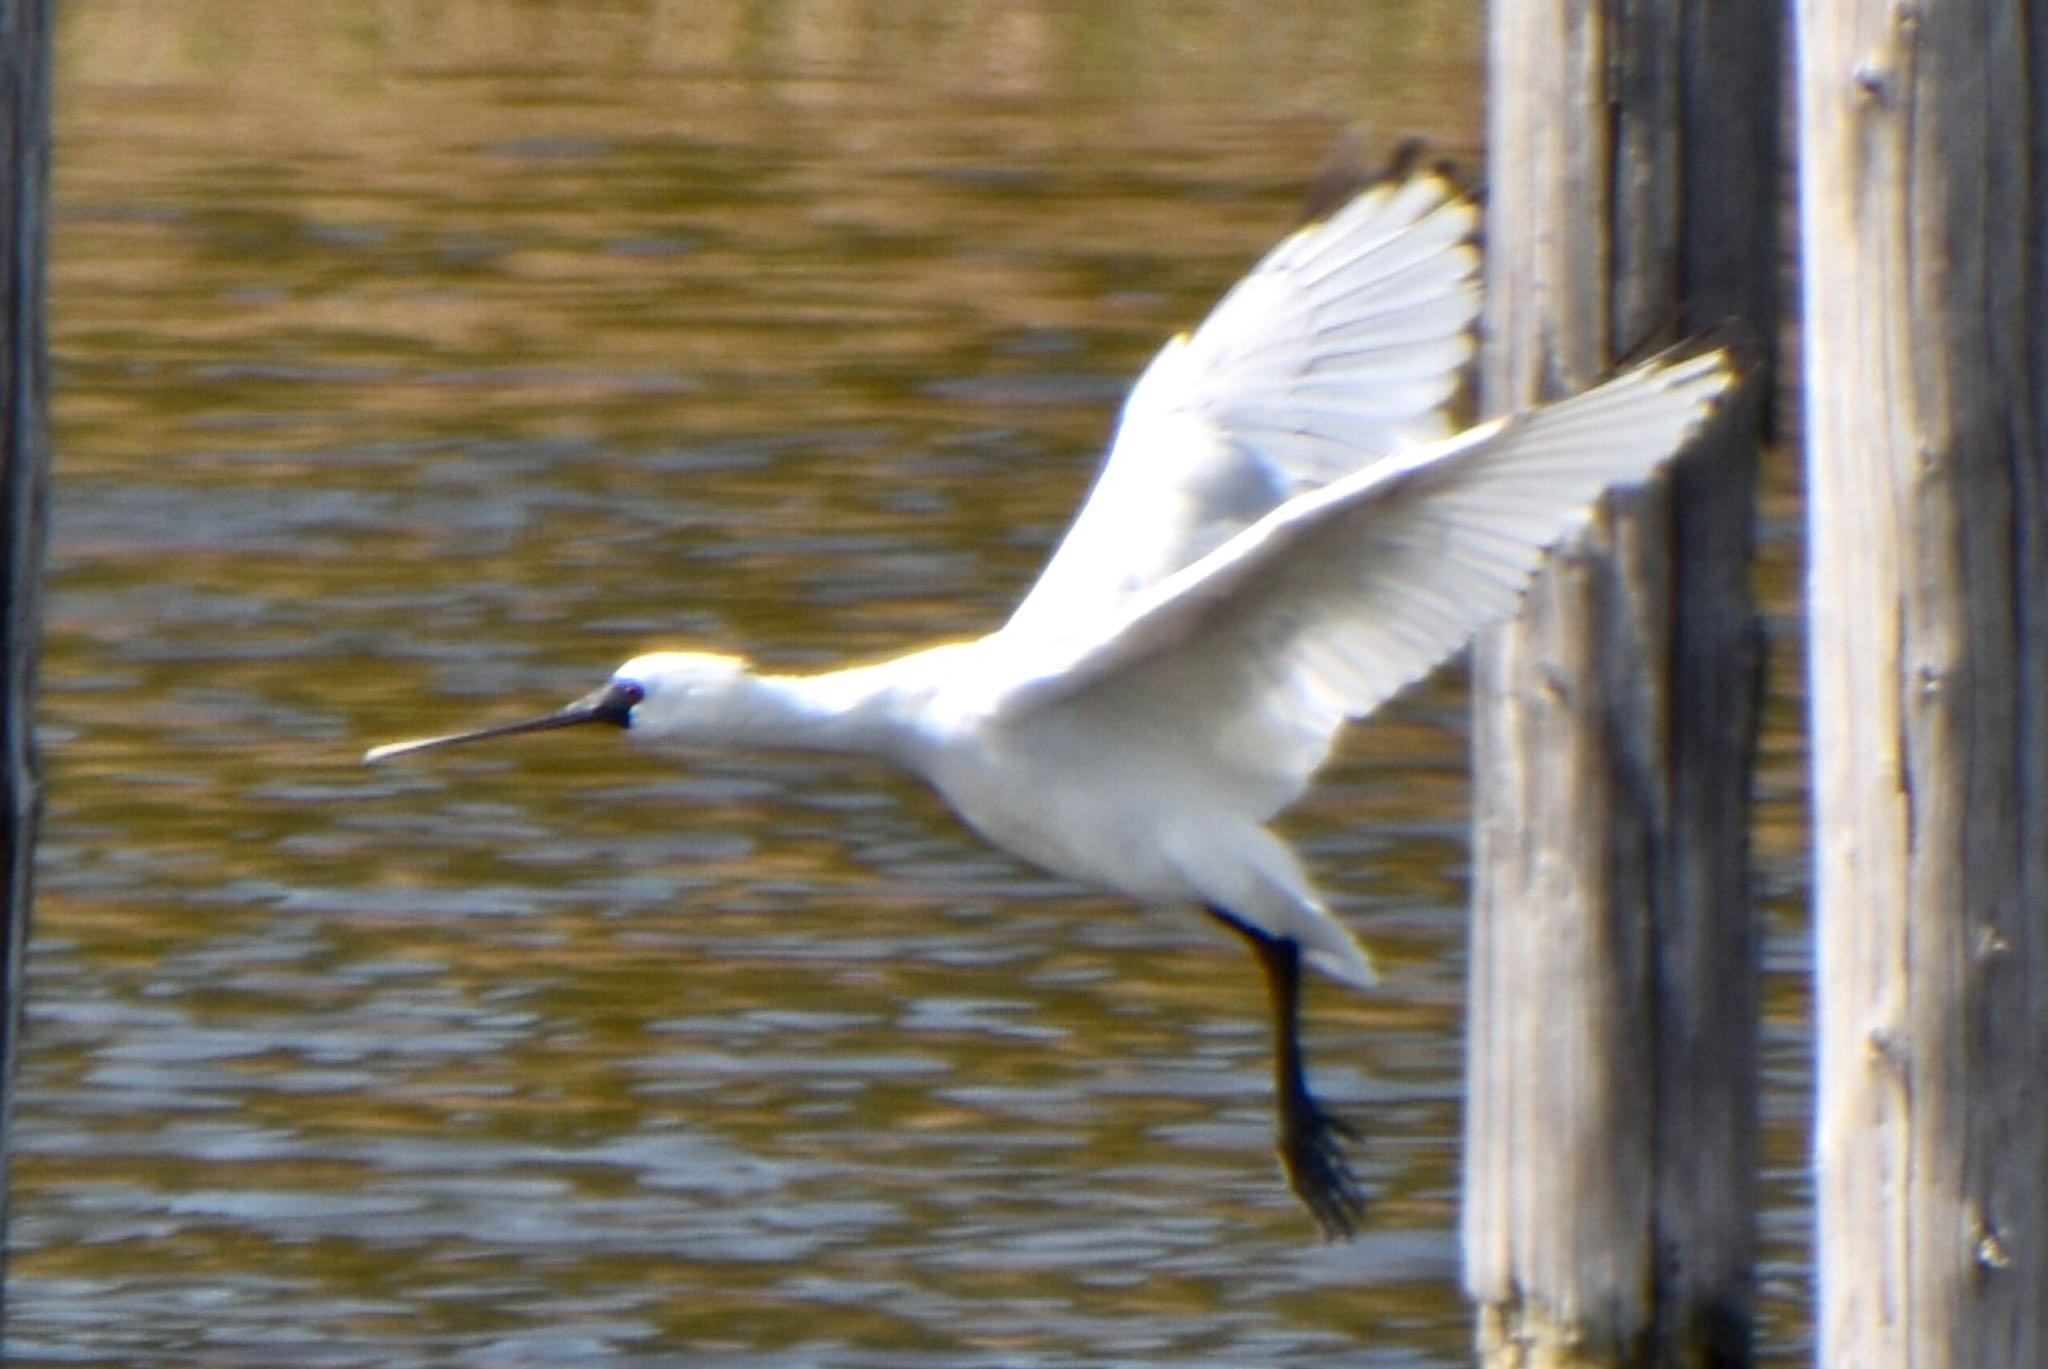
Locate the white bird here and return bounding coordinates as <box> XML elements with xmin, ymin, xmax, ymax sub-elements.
<box><xmin>368</xmin><ymin>171</ymin><xmax>1737</xmax><ymax>1239</ymax></box>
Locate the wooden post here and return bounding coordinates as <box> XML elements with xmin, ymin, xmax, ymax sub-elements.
<box><xmin>0</xmin><ymin>0</ymin><xmax>53</xmax><ymax>1330</ymax></box>
<box><xmin>1800</xmin><ymin>0</ymin><xmax>2048</xmax><ymax>1361</ymax></box>
<box><xmin>1462</xmin><ymin>0</ymin><xmax>1776</xmax><ymax>1363</ymax></box>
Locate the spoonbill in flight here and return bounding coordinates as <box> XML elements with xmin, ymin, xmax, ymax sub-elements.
<box><xmin>369</xmin><ymin>170</ymin><xmax>1737</xmax><ymax>1239</ymax></box>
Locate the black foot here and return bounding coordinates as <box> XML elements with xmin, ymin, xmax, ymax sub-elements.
<box><xmin>1279</xmin><ymin>1090</ymin><xmax>1366</xmax><ymax>1240</ymax></box>
<box><xmin>1204</xmin><ymin>908</ymin><xmax>1370</xmax><ymax>1240</ymax></box>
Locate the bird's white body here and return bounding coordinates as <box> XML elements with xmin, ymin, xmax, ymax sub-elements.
<box><xmin>609</xmin><ymin>642</ymin><xmax>1380</xmax><ymax>985</ymax></box>
<box><xmin>369</xmin><ymin>170</ymin><xmax>1738</xmax><ymax>1235</ymax></box>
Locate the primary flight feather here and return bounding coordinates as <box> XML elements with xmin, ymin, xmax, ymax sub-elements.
<box><xmin>368</xmin><ymin>170</ymin><xmax>1738</xmax><ymax>1239</ymax></box>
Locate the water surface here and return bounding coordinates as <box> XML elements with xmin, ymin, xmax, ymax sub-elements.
<box><xmin>14</xmin><ymin>3</ymin><xmax>1810</xmax><ymax>1364</ymax></box>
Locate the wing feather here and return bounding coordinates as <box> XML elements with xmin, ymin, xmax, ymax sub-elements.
<box><xmin>991</xmin><ymin>348</ymin><xmax>1739</xmax><ymax>820</ymax></box>
<box><xmin>1004</xmin><ymin>173</ymin><xmax>1481</xmax><ymax>647</ymax></box>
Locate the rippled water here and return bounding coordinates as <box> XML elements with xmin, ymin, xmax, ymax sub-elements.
<box><xmin>12</xmin><ymin>2</ymin><xmax>1810</xmax><ymax>1364</ymax></box>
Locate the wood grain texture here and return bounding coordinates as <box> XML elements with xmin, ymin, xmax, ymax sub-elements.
<box><xmin>1466</xmin><ymin>0</ymin><xmax>1774</xmax><ymax>1362</ymax></box>
<box><xmin>1800</xmin><ymin>0</ymin><xmax>2048</xmax><ymax>1361</ymax></box>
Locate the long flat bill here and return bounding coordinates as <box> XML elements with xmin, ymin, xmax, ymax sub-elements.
<box><xmin>363</xmin><ymin>711</ymin><xmax>591</xmax><ymax>763</ymax></box>
<box><xmin>363</xmin><ymin>684</ymin><xmax>637</xmax><ymax>764</ymax></box>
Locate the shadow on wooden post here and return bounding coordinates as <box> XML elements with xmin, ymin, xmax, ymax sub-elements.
<box><xmin>0</xmin><ymin>0</ymin><xmax>53</xmax><ymax>1335</ymax></box>
<box><xmin>1462</xmin><ymin>0</ymin><xmax>1777</xmax><ymax>1363</ymax></box>
<box><xmin>1799</xmin><ymin>0</ymin><xmax>2048</xmax><ymax>1361</ymax></box>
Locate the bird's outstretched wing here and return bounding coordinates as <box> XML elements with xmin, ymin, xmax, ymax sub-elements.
<box><xmin>991</xmin><ymin>348</ymin><xmax>1739</xmax><ymax>821</ymax></box>
<box><xmin>1002</xmin><ymin>174</ymin><xmax>1480</xmax><ymax>648</ymax></box>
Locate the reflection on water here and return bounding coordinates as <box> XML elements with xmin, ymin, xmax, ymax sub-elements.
<box><xmin>16</xmin><ymin>1</ymin><xmax>1810</xmax><ymax>1365</ymax></box>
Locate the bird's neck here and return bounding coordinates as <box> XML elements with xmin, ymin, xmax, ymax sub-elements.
<box><xmin>674</xmin><ymin>664</ymin><xmax>914</xmax><ymax>760</ymax></box>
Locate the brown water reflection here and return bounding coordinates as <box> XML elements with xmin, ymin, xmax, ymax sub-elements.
<box><xmin>18</xmin><ymin>2</ymin><xmax>1809</xmax><ymax>1365</ymax></box>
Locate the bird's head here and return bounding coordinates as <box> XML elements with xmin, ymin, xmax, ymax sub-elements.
<box><xmin>603</xmin><ymin>651</ymin><xmax>753</xmax><ymax>741</ymax></box>
<box><xmin>362</xmin><ymin>650</ymin><xmax>752</xmax><ymax>764</ymax></box>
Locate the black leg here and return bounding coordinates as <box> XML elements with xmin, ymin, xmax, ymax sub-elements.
<box><xmin>1208</xmin><ymin>908</ymin><xmax>1366</xmax><ymax>1240</ymax></box>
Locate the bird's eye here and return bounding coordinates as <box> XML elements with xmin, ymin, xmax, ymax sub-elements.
<box><xmin>613</xmin><ymin>681</ymin><xmax>646</xmax><ymax>708</ymax></box>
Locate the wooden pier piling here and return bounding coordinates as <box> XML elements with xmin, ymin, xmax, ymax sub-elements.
<box><xmin>0</xmin><ymin>0</ymin><xmax>53</xmax><ymax>1330</ymax></box>
<box><xmin>1799</xmin><ymin>0</ymin><xmax>2048</xmax><ymax>1360</ymax></box>
<box><xmin>1463</xmin><ymin>0</ymin><xmax>1777</xmax><ymax>1363</ymax></box>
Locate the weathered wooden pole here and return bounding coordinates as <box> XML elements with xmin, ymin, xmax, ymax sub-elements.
<box><xmin>0</xmin><ymin>0</ymin><xmax>53</xmax><ymax>1330</ymax></box>
<box><xmin>1799</xmin><ymin>0</ymin><xmax>2048</xmax><ymax>1361</ymax></box>
<box><xmin>1462</xmin><ymin>0</ymin><xmax>1776</xmax><ymax>1362</ymax></box>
